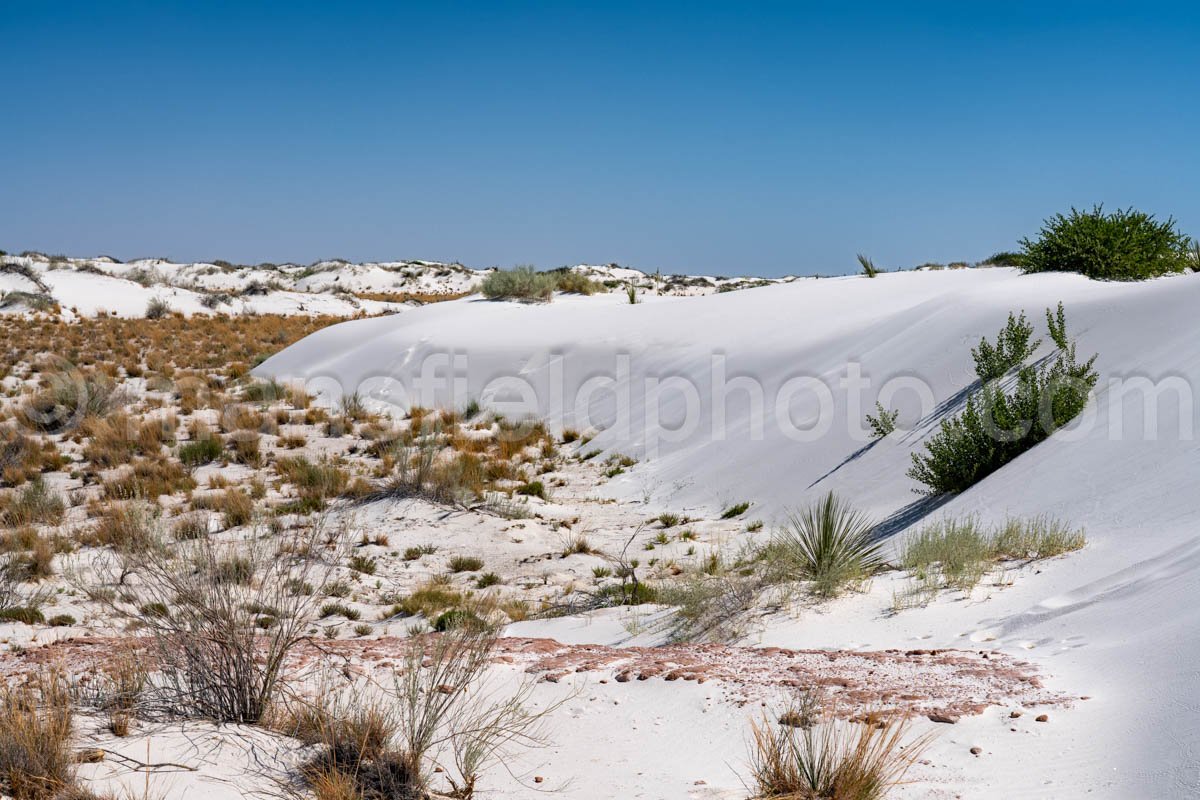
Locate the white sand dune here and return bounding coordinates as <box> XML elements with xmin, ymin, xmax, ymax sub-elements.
<box><xmin>257</xmin><ymin>266</ymin><xmax>1200</xmax><ymax>798</ymax></box>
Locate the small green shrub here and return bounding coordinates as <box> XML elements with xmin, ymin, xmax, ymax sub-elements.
<box><xmin>347</xmin><ymin>554</ymin><xmax>377</xmax><ymax>575</ymax></box>
<box><xmin>972</xmin><ymin>311</ymin><xmax>1039</xmax><ymax>384</ymax></box>
<box><xmin>448</xmin><ymin>555</ymin><xmax>484</xmax><ymax>573</ymax></box>
<box><xmin>721</xmin><ymin>502</ymin><xmax>750</xmax><ymax>519</ymax></box>
<box><xmin>0</xmin><ymin>606</ymin><xmax>44</xmax><ymax>624</ymax></box>
<box><xmin>178</xmin><ymin>436</ymin><xmax>223</xmax><ymax>466</ymax></box>
<box><xmin>516</xmin><ymin>480</ymin><xmax>547</xmax><ymax>500</ymax></box>
<box><xmin>402</xmin><ymin>544</ymin><xmax>436</xmax><ymax>561</ymax></box>
<box><xmin>47</xmin><ymin>614</ymin><xmax>75</xmax><ymax>627</ymax></box>
<box><xmin>480</xmin><ymin>266</ymin><xmax>556</xmax><ymax>302</ymax></box>
<box><xmin>1019</xmin><ymin>205</ymin><xmax>1193</xmax><ymax>280</ymax></box>
<box><xmin>864</xmin><ymin>403</ymin><xmax>899</xmax><ymax>439</ymax></box>
<box><xmin>909</xmin><ymin>304</ymin><xmax>1097</xmax><ymax>495</ymax></box>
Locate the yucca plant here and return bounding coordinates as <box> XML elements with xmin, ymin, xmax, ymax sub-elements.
<box><xmin>857</xmin><ymin>254</ymin><xmax>880</xmax><ymax>278</ymax></box>
<box><xmin>769</xmin><ymin>492</ymin><xmax>884</xmax><ymax>597</ymax></box>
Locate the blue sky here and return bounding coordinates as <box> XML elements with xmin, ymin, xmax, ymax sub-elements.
<box><xmin>2</xmin><ymin>2</ymin><xmax>1197</xmax><ymax>276</ymax></box>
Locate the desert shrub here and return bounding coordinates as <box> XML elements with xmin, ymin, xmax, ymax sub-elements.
<box><xmin>982</xmin><ymin>250</ymin><xmax>1027</xmax><ymax>267</ymax></box>
<box><xmin>864</xmin><ymin>403</ymin><xmax>899</xmax><ymax>439</ymax></box>
<box><xmin>1019</xmin><ymin>205</ymin><xmax>1193</xmax><ymax>280</ymax></box>
<box><xmin>227</xmin><ymin>430</ymin><xmax>262</xmax><ymax>466</ymax></box>
<box><xmin>396</xmin><ymin>581</ymin><xmax>464</xmax><ymax>619</ymax></box>
<box><xmin>479</xmin><ymin>266</ymin><xmax>556</xmax><ymax>302</ymax></box>
<box><xmin>178</xmin><ymin>435</ymin><xmax>223</xmax><ymax>466</ymax></box>
<box><xmin>0</xmin><ymin>606</ymin><xmax>45</xmax><ymax>624</ymax></box>
<box><xmin>21</xmin><ymin>370</ymin><xmax>120</xmax><ymax>433</ymax></box>
<box><xmin>515</xmin><ymin>480</ymin><xmax>546</xmax><ymax>500</ymax></box>
<box><xmin>144</xmin><ymin>296</ymin><xmax>170</xmax><ymax>319</ymax></box>
<box><xmin>448</xmin><ymin>555</ymin><xmax>484</xmax><ymax>573</ymax></box>
<box><xmin>971</xmin><ymin>311</ymin><xmax>1039</xmax><ymax>384</ymax></box>
<box><xmin>281</xmin><ymin>630</ymin><xmax>552</xmax><ymax>799</ymax></box>
<box><xmin>721</xmin><ymin>502</ymin><xmax>750</xmax><ymax>519</ymax></box>
<box><xmin>765</xmin><ymin>492</ymin><xmax>883</xmax><ymax>598</ymax></box>
<box><xmin>214</xmin><ymin>489</ymin><xmax>255</xmax><ymax>528</ymax></box>
<box><xmin>85</xmin><ymin>501</ymin><xmax>157</xmax><ymax>550</ymax></box>
<box><xmin>347</xmin><ymin>554</ymin><xmax>377</xmax><ymax>575</ymax></box>
<box><xmin>276</xmin><ymin>456</ymin><xmax>349</xmax><ymax>511</ymax></box>
<box><xmin>550</xmin><ymin>269</ymin><xmax>602</xmax><ymax>295</ymax></box>
<box><xmin>0</xmin><ymin>427</ymin><xmax>61</xmax><ymax>487</ymax></box>
<box><xmin>241</xmin><ymin>379</ymin><xmax>285</xmax><ymax>403</ymax></box>
<box><xmin>102</xmin><ymin>456</ymin><xmax>196</xmax><ymax>500</ymax></box>
<box><xmin>0</xmin><ymin>673</ymin><xmax>77</xmax><ymax>800</ymax></box>
<box><xmin>1</xmin><ymin>477</ymin><xmax>65</xmax><ymax>527</ymax></box>
<box><xmin>747</xmin><ymin>705</ymin><xmax>926</xmax><ymax>800</ymax></box>
<box><xmin>909</xmin><ymin>304</ymin><xmax>1097</xmax><ymax>494</ymax></box>
<box><xmin>84</xmin><ymin>521</ymin><xmax>343</xmax><ymax>724</ymax></box>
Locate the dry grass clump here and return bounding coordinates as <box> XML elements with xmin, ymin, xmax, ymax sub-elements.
<box><xmin>101</xmin><ymin>456</ymin><xmax>196</xmax><ymax>501</ymax></box>
<box><xmin>276</xmin><ymin>456</ymin><xmax>351</xmax><ymax>513</ymax></box>
<box><xmin>0</xmin><ymin>672</ymin><xmax>78</xmax><ymax>800</ymax></box>
<box><xmin>0</xmin><ymin>426</ymin><xmax>64</xmax><ymax>487</ymax></box>
<box><xmin>80</xmin><ymin>411</ymin><xmax>176</xmax><ymax>468</ymax></box>
<box><xmin>748</xmin><ymin>693</ymin><xmax>929</xmax><ymax>800</ymax></box>
<box><xmin>82</xmin><ymin>501</ymin><xmax>157</xmax><ymax>550</ymax></box>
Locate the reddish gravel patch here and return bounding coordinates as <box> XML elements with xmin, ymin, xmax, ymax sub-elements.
<box><xmin>0</xmin><ymin>634</ymin><xmax>1068</xmax><ymax>720</ymax></box>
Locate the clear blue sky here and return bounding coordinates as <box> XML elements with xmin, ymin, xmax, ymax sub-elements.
<box><xmin>2</xmin><ymin>1</ymin><xmax>1197</xmax><ymax>276</ymax></box>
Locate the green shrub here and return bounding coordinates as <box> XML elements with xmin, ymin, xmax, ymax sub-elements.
<box><xmin>972</xmin><ymin>312</ymin><xmax>1039</xmax><ymax>384</ymax></box>
<box><xmin>178</xmin><ymin>436</ymin><xmax>223</xmax><ymax>466</ymax></box>
<box><xmin>447</xmin><ymin>555</ymin><xmax>484</xmax><ymax>573</ymax></box>
<box><xmin>0</xmin><ymin>606</ymin><xmax>44</xmax><ymax>624</ymax></box>
<box><xmin>909</xmin><ymin>304</ymin><xmax>1097</xmax><ymax>495</ymax></box>
<box><xmin>515</xmin><ymin>480</ymin><xmax>547</xmax><ymax>500</ymax></box>
<box><xmin>480</xmin><ymin>266</ymin><xmax>556</xmax><ymax>302</ymax></box>
<box><xmin>982</xmin><ymin>250</ymin><xmax>1027</xmax><ymax>267</ymax></box>
<box><xmin>766</xmin><ymin>492</ymin><xmax>884</xmax><ymax>598</ymax></box>
<box><xmin>864</xmin><ymin>403</ymin><xmax>899</xmax><ymax>439</ymax></box>
<box><xmin>1019</xmin><ymin>205</ymin><xmax>1193</xmax><ymax>280</ymax></box>
<box><xmin>720</xmin><ymin>502</ymin><xmax>750</xmax><ymax>519</ymax></box>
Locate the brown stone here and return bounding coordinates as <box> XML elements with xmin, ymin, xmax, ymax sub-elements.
<box><xmin>1035</xmin><ymin>714</ymin><xmax>1049</xmax><ymax>722</ymax></box>
<box><xmin>928</xmin><ymin>713</ymin><xmax>959</xmax><ymax>724</ymax></box>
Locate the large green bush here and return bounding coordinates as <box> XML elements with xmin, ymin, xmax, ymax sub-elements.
<box><xmin>909</xmin><ymin>303</ymin><xmax>1097</xmax><ymax>494</ymax></box>
<box><xmin>1020</xmin><ymin>205</ymin><xmax>1193</xmax><ymax>280</ymax></box>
